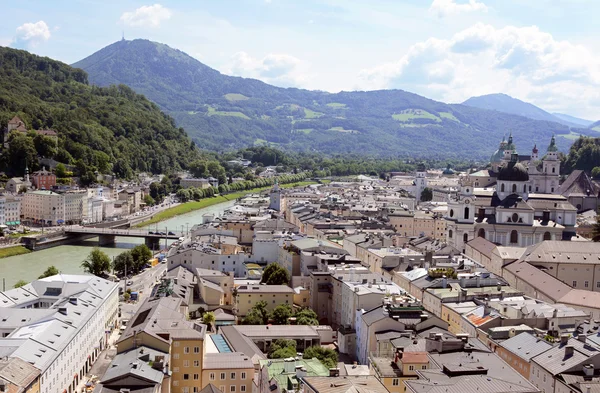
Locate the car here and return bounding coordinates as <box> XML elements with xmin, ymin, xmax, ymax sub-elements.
<box><xmin>168</xmin><ymin>231</ymin><xmax>176</xmax><ymax>235</ymax></box>
<box><xmin>126</xmin><ymin>280</ymin><xmax>133</xmax><ymax>286</ymax></box>
<box><xmin>148</xmin><ymin>231</ymin><xmax>154</xmax><ymax>234</ymax></box>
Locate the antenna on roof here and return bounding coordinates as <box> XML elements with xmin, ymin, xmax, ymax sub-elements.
<box><xmin>122</xmin><ymin>30</ymin><xmax>125</xmax><ymax>41</ymax></box>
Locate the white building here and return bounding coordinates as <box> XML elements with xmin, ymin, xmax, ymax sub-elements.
<box><xmin>4</xmin><ymin>195</ymin><xmax>21</xmax><ymax>226</ymax></box>
<box><xmin>0</xmin><ymin>274</ymin><xmax>119</xmax><ymax>393</ymax></box>
<box><xmin>87</xmin><ymin>197</ymin><xmax>104</xmax><ymax>224</ymax></box>
<box><xmin>22</xmin><ymin>190</ymin><xmax>65</xmax><ymax>226</ymax></box>
<box><xmin>167</xmin><ymin>240</ymin><xmax>248</xmax><ymax>277</ymax></box>
<box><xmin>63</xmin><ymin>190</ymin><xmax>88</xmax><ymax>224</ymax></box>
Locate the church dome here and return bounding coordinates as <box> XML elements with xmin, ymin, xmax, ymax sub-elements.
<box><xmin>490</xmin><ymin>148</ymin><xmax>504</xmax><ymax>163</ymax></box>
<box><xmin>497</xmin><ymin>161</ymin><xmax>529</xmax><ymax>182</ymax></box>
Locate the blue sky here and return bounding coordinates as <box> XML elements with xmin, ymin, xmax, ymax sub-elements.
<box><xmin>1</xmin><ymin>0</ymin><xmax>599</xmax><ymax>119</ymax></box>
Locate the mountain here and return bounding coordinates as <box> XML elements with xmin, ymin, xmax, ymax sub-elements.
<box><xmin>462</xmin><ymin>93</ymin><xmax>585</xmax><ymax>128</ymax></box>
<box><xmin>73</xmin><ymin>39</ymin><xmax>584</xmax><ymax>159</ymax></box>
<box><xmin>552</xmin><ymin>113</ymin><xmax>594</xmax><ymax>127</ymax></box>
<box><xmin>0</xmin><ymin>45</ymin><xmax>200</xmax><ymax>177</ymax></box>
<box><xmin>589</xmin><ymin>120</ymin><xmax>600</xmax><ymax>131</ymax></box>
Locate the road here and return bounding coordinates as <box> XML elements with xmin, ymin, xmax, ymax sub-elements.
<box><xmin>119</xmin><ymin>261</ymin><xmax>167</xmax><ymax>321</ymax></box>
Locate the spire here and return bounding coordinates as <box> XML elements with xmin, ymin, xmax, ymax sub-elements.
<box><xmin>507</xmin><ymin>132</ymin><xmax>513</xmax><ymax>144</ymax></box>
<box><xmin>547</xmin><ymin>134</ymin><xmax>558</xmax><ymax>152</ymax></box>
<box><xmin>532</xmin><ymin>144</ymin><xmax>538</xmax><ymax>153</ymax></box>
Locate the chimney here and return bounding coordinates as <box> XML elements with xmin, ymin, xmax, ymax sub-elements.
<box><xmin>328</xmin><ymin>368</ymin><xmax>340</xmax><ymax>377</ymax></box>
<box><xmin>435</xmin><ymin>333</ymin><xmax>443</xmax><ymax>341</ymax></box>
<box><xmin>420</xmin><ymin>314</ymin><xmax>429</xmax><ymax>322</ymax></box>
<box><xmin>459</xmin><ymin>277</ymin><xmax>466</xmax><ymax>288</ymax></box>
<box><xmin>578</xmin><ymin>335</ymin><xmax>587</xmax><ymax>344</ymax></box>
<box><xmin>583</xmin><ymin>364</ymin><xmax>594</xmax><ymax>377</ymax></box>
<box><xmin>69</xmin><ymin>297</ymin><xmax>78</xmax><ymax>305</ymax></box>
<box><xmin>560</xmin><ymin>334</ymin><xmax>569</xmax><ymax>345</ymax></box>
<box><xmin>565</xmin><ymin>346</ymin><xmax>574</xmax><ymax>358</ymax></box>
<box><xmin>429</xmin><ymin>332</ymin><xmax>437</xmax><ymax>339</ymax></box>
<box><xmin>58</xmin><ymin>307</ymin><xmax>68</xmax><ymax>315</ymax></box>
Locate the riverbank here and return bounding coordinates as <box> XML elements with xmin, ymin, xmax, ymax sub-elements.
<box><xmin>0</xmin><ymin>245</ymin><xmax>32</xmax><ymax>259</ymax></box>
<box><xmin>134</xmin><ymin>181</ymin><xmax>317</xmax><ymax>228</ymax></box>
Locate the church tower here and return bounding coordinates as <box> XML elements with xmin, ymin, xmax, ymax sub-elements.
<box><xmin>531</xmin><ymin>144</ymin><xmax>539</xmax><ymax>161</ymax></box>
<box><xmin>414</xmin><ymin>163</ymin><xmax>428</xmax><ymax>203</ymax></box>
<box><xmin>542</xmin><ymin>135</ymin><xmax>560</xmax><ymax>193</ymax></box>
<box><xmin>269</xmin><ymin>179</ymin><xmax>281</xmax><ymax>211</ymax></box>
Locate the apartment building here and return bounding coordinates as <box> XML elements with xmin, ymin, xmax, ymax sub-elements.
<box><xmin>0</xmin><ymin>274</ymin><xmax>119</xmax><ymax>393</ymax></box>
<box><xmin>63</xmin><ymin>190</ymin><xmax>88</xmax><ymax>224</ymax></box>
<box><xmin>4</xmin><ymin>195</ymin><xmax>21</xmax><ymax>226</ymax></box>
<box><xmin>202</xmin><ymin>353</ymin><xmax>254</xmax><ymax>393</ymax></box>
<box><xmin>234</xmin><ymin>285</ymin><xmax>294</xmax><ymax>317</ymax></box>
<box><xmin>30</xmin><ymin>167</ymin><xmax>56</xmax><ymax>190</ymax></box>
<box><xmin>22</xmin><ymin>190</ymin><xmax>65</xmax><ymax>225</ymax></box>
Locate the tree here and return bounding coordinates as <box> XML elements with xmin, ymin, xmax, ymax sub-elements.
<box><xmin>130</xmin><ymin>244</ymin><xmax>152</xmax><ymax>273</ymax></box>
<box><xmin>242</xmin><ymin>300</ymin><xmax>270</xmax><ymax>325</ymax></box>
<box><xmin>113</xmin><ymin>251</ymin><xmax>134</xmax><ymax>276</ymax></box>
<box><xmin>123</xmin><ymin>292</ymin><xmax>131</xmax><ymax>302</ymax></box>
<box><xmin>7</xmin><ymin>132</ymin><xmax>37</xmax><ymax>176</ymax></box>
<box><xmin>260</xmin><ymin>263</ymin><xmax>290</xmax><ymax>285</ymax></box>
<box><xmin>268</xmin><ymin>339</ymin><xmax>297</xmax><ymax>359</ymax></box>
<box><xmin>295</xmin><ymin>308</ymin><xmax>319</xmax><ymax>326</ymax></box>
<box><xmin>592</xmin><ymin>167</ymin><xmax>600</xmax><ymax>180</ymax></box>
<box><xmin>143</xmin><ymin>194</ymin><xmax>155</xmax><ymax>206</ymax></box>
<box><xmin>33</xmin><ymin>134</ymin><xmax>56</xmax><ymax>158</ymax></box>
<box><xmin>271</xmin><ymin>304</ymin><xmax>293</xmax><ymax>325</ymax></box>
<box><xmin>81</xmin><ymin>248</ymin><xmax>111</xmax><ymax>276</ymax></box>
<box><xmin>420</xmin><ymin>187</ymin><xmax>433</xmax><ymax>202</ymax></box>
<box><xmin>14</xmin><ymin>279</ymin><xmax>28</xmax><ymax>288</ymax></box>
<box><xmin>203</xmin><ymin>312</ymin><xmax>215</xmax><ymax>331</ymax></box>
<box><xmin>39</xmin><ymin>265</ymin><xmax>59</xmax><ymax>279</ymax></box>
<box><xmin>55</xmin><ymin>163</ymin><xmax>67</xmax><ymax>178</ymax></box>
<box><xmin>303</xmin><ymin>346</ymin><xmax>338</xmax><ymax>368</ymax></box>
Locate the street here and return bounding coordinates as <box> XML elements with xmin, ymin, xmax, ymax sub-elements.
<box><xmin>119</xmin><ymin>261</ymin><xmax>167</xmax><ymax>321</ymax></box>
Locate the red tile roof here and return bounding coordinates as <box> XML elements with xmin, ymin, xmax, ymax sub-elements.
<box><xmin>401</xmin><ymin>352</ymin><xmax>429</xmax><ymax>364</ymax></box>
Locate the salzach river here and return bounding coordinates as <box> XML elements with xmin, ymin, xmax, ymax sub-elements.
<box><xmin>0</xmin><ymin>200</ymin><xmax>236</xmax><ymax>290</ymax></box>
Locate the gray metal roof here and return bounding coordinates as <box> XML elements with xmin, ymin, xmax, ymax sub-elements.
<box><xmin>531</xmin><ymin>337</ymin><xmax>600</xmax><ymax>376</ymax></box>
<box><xmin>499</xmin><ymin>332</ymin><xmax>553</xmax><ymax>361</ymax></box>
<box><xmin>203</xmin><ymin>352</ymin><xmax>253</xmax><ymax>370</ymax></box>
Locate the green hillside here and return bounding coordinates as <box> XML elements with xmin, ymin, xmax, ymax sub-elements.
<box><xmin>0</xmin><ymin>46</ymin><xmax>200</xmax><ymax>177</ymax></box>
<box><xmin>73</xmin><ymin>39</ymin><xmax>583</xmax><ymax>159</ymax></box>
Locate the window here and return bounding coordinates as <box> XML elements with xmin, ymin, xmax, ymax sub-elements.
<box><xmin>510</xmin><ymin>230</ymin><xmax>518</xmax><ymax>244</ymax></box>
<box><xmin>478</xmin><ymin>228</ymin><xmax>485</xmax><ymax>238</ymax></box>
<box><xmin>464</xmin><ymin>207</ymin><xmax>469</xmax><ymax>220</ymax></box>
<box><xmin>173</xmin><ymin>354</ymin><xmax>180</xmax><ymax>359</ymax></box>
<box><xmin>573</xmin><ymin>281</ymin><xmax>577</xmax><ymax>287</ymax></box>
<box><xmin>241</xmin><ymin>372</ymin><xmax>246</xmax><ymax>380</ymax></box>
<box><xmin>501</xmin><ymin>183</ymin><xmax>505</xmax><ymax>192</ymax></box>
<box><xmin>220</xmin><ymin>387</ymin><xmax>225</xmax><ymax>392</ymax></box>
<box><xmin>512</xmin><ymin>184</ymin><xmax>517</xmax><ymax>193</ymax></box>
<box><xmin>585</xmin><ymin>281</ymin><xmax>589</xmax><ymax>288</ymax></box>
<box><xmin>231</xmin><ymin>372</ymin><xmax>236</xmax><ymax>380</ymax></box>
<box><xmin>463</xmin><ymin>233</ymin><xmax>468</xmax><ymax>243</ymax></box>
<box><xmin>221</xmin><ymin>373</ymin><xmax>226</xmax><ymax>380</ymax></box>
<box><xmin>194</xmin><ymin>346</ymin><xmax>200</xmax><ymax>353</ymax></box>
<box><xmin>193</xmin><ymin>360</ymin><xmax>200</xmax><ymax>367</ymax></box>
<box><xmin>183</xmin><ymin>374</ymin><xmax>189</xmax><ymax>380</ymax></box>
<box><xmin>183</xmin><ymin>360</ymin><xmax>189</xmax><ymax>367</ymax></box>
<box><xmin>596</xmin><ymin>282</ymin><xmax>600</xmax><ymax>288</ymax></box>
<box><xmin>393</xmin><ymin>379</ymin><xmax>399</xmax><ymax>386</ymax></box>
<box><xmin>448</xmin><ymin>230</ymin><xmax>453</xmax><ymax>239</ymax></box>
<box><xmin>422</xmin><ymin>365</ymin><xmax>427</xmax><ymax>369</ymax></box>
<box><xmin>543</xmin><ymin>232</ymin><xmax>551</xmax><ymax>241</ymax></box>
<box><xmin>230</xmin><ymin>387</ymin><xmax>236</xmax><ymax>392</ymax></box>
<box><xmin>409</xmin><ymin>365</ymin><xmax>415</xmax><ymax>371</ymax></box>
<box><xmin>511</xmin><ymin>213</ymin><xmax>519</xmax><ymax>223</ymax></box>
<box><xmin>210</xmin><ymin>373</ymin><xmax>215</xmax><ymax>381</ymax></box>
<box><xmin>183</xmin><ymin>388</ymin><xmax>189</xmax><ymax>393</ymax></box>
<box><xmin>193</xmin><ymin>374</ymin><xmax>199</xmax><ymax>380</ymax></box>
<box><xmin>241</xmin><ymin>386</ymin><xmax>246</xmax><ymax>392</ymax></box>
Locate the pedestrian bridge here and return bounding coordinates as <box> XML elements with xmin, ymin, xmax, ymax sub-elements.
<box><xmin>63</xmin><ymin>226</ymin><xmax>184</xmax><ymax>249</ymax></box>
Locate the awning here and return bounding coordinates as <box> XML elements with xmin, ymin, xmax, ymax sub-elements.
<box><xmin>57</xmin><ymin>219</ymin><xmax>65</xmax><ymax>224</ymax></box>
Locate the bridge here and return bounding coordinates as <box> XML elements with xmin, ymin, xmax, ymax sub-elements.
<box><xmin>63</xmin><ymin>226</ymin><xmax>184</xmax><ymax>249</ymax></box>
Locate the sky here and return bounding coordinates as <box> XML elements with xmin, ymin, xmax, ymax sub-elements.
<box><xmin>1</xmin><ymin>0</ymin><xmax>599</xmax><ymax>120</ymax></box>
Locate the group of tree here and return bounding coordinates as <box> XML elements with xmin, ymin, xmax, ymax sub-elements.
<box><xmin>563</xmin><ymin>136</ymin><xmax>600</xmax><ymax>175</ymax></box>
<box><xmin>242</xmin><ymin>302</ymin><xmax>319</xmax><ymax>326</ymax></box>
<box><xmin>266</xmin><ymin>339</ymin><xmax>337</xmax><ymax>368</ymax></box>
<box><xmin>113</xmin><ymin>245</ymin><xmax>153</xmax><ymax>276</ymax></box>
<box><xmin>13</xmin><ymin>265</ymin><xmax>61</xmax><ymax>288</ymax></box>
<box><xmin>0</xmin><ymin>46</ymin><xmax>202</xmax><ymax>178</ymax></box>
<box><xmin>260</xmin><ymin>263</ymin><xmax>290</xmax><ymax>285</ymax></box>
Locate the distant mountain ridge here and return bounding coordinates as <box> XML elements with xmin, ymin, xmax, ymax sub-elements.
<box><xmin>552</xmin><ymin>113</ymin><xmax>594</xmax><ymax>127</ymax></box>
<box><xmin>73</xmin><ymin>39</ymin><xmax>587</xmax><ymax>158</ymax></box>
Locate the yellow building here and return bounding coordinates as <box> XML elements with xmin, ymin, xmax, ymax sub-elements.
<box><xmin>201</xmin><ymin>352</ymin><xmax>254</xmax><ymax>393</ymax></box>
<box><xmin>371</xmin><ymin>352</ymin><xmax>430</xmax><ymax>392</ymax></box>
<box><xmin>171</xmin><ymin>333</ymin><xmax>206</xmax><ymax>392</ymax></box>
<box><xmin>0</xmin><ymin>357</ymin><xmax>40</xmax><ymax>393</ymax></box>
<box><xmin>440</xmin><ymin>301</ymin><xmax>479</xmax><ymax>335</ymax></box>
<box><xmin>234</xmin><ymin>284</ymin><xmax>294</xmax><ymax>317</ymax></box>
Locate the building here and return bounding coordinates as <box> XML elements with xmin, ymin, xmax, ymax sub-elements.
<box><xmin>22</xmin><ymin>190</ymin><xmax>65</xmax><ymax>225</ymax></box>
<box><xmin>202</xmin><ymin>352</ymin><xmax>254</xmax><ymax>393</ymax></box>
<box><xmin>559</xmin><ymin>170</ymin><xmax>600</xmax><ymax>213</ymax></box>
<box><xmin>303</xmin><ymin>376</ymin><xmax>389</xmax><ymax>393</ymax></box>
<box><xmin>4</xmin><ymin>195</ymin><xmax>21</xmax><ymax>226</ymax></box>
<box><xmin>30</xmin><ymin>167</ymin><xmax>56</xmax><ymax>190</ymax></box>
<box><xmin>257</xmin><ymin>358</ymin><xmax>330</xmax><ymax>393</ymax></box>
<box><xmin>0</xmin><ymin>274</ymin><xmax>119</xmax><ymax>393</ymax></box>
<box><xmin>115</xmin><ymin>296</ymin><xmax>207</xmax><ymax>392</ymax></box>
<box><xmin>234</xmin><ymin>285</ymin><xmax>294</xmax><ymax>317</ymax></box>
<box><xmin>63</xmin><ymin>190</ymin><xmax>88</xmax><ymax>224</ymax></box>
<box><xmin>180</xmin><ymin>178</ymin><xmax>212</xmax><ymax>189</ymax></box>
<box><xmin>0</xmin><ymin>356</ymin><xmax>41</xmax><ymax>393</ymax></box>
<box><xmin>495</xmin><ymin>332</ymin><xmax>554</xmax><ymax>379</ymax></box>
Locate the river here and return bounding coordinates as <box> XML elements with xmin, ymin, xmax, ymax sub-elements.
<box><xmin>0</xmin><ymin>199</ymin><xmax>236</xmax><ymax>290</ymax></box>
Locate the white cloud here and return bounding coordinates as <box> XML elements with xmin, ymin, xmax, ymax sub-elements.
<box><xmin>229</xmin><ymin>52</ymin><xmax>308</xmax><ymax>87</ymax></box>
<box><xmin>120</xmin><ymin>4</ymin><xmax>172</xmax><ymax>28</ymax></box>
<box><xmin>13</xmin><ymin>21</ymin><xmax>51</xmax><ymax>47</ymax></box>
<box><xmin>359</xmin><ymin>23</ymin><xmax>600</xmax><ymax>118</ymax></box>
<box><xmin>429</xmin><ymin>0</ymin><xmax>488</xmax><ymax>18</ymax></box>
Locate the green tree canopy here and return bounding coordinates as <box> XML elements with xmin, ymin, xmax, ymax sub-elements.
<box><xmin>81</xmin><ymin>248</ymin><xmax>111</xmax><ymax>276</ymax></box>
<box><xmin>268</xmin><ymin>339</ymin><xmax>297</xmax><ymax>359</ymax></box>
<box><xmin>130</xmin><ymin>244</ymin><xmax>152</xmax><ymax>273</ymax></box>
<box><xmin>242</xmin><ymin>300</ymin><xmax>270</xmax><ymax>325</ymax></box>
<box><xmin>14</xmin><ymin>279</ymin><xmax>28</xmax><ymax>288</ymax></box>
<box><xmin>260</xmin><ymin>263</ymin><xmax>290</xmax><ymax>285</ymax></box>
<box><xmin>38</xmin><ymin>265</ymin><xmax>59</xmax><ymax>279</ymax></box>
<box><xmin>271</xmin><ymin>304</ymin><xmax>293</xmax><ymax>325</ymax></box>
<box><xmin>295</xmin><ymin>308</ymin><xmax>319</xmax><ymax>326</ymax></box>
<box><xmin>420</xmin><ymin>187</ymin><xmax>433</xmax><ymax>202</ymax></box>
<box><xmin>303</xmin><ymin>346</ymin><xmax>338</xmax><ymax>368</ymax></box>
<box><xmin>113</xmin><ymin>250</ymin><xmax>134</xmax><ymax>276</ymax></box>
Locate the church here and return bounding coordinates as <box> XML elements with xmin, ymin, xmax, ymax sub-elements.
<box><xmin>446</xmin><ymin>135</ymin><xmax>577</xmax><ymax>251</ymax></box>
